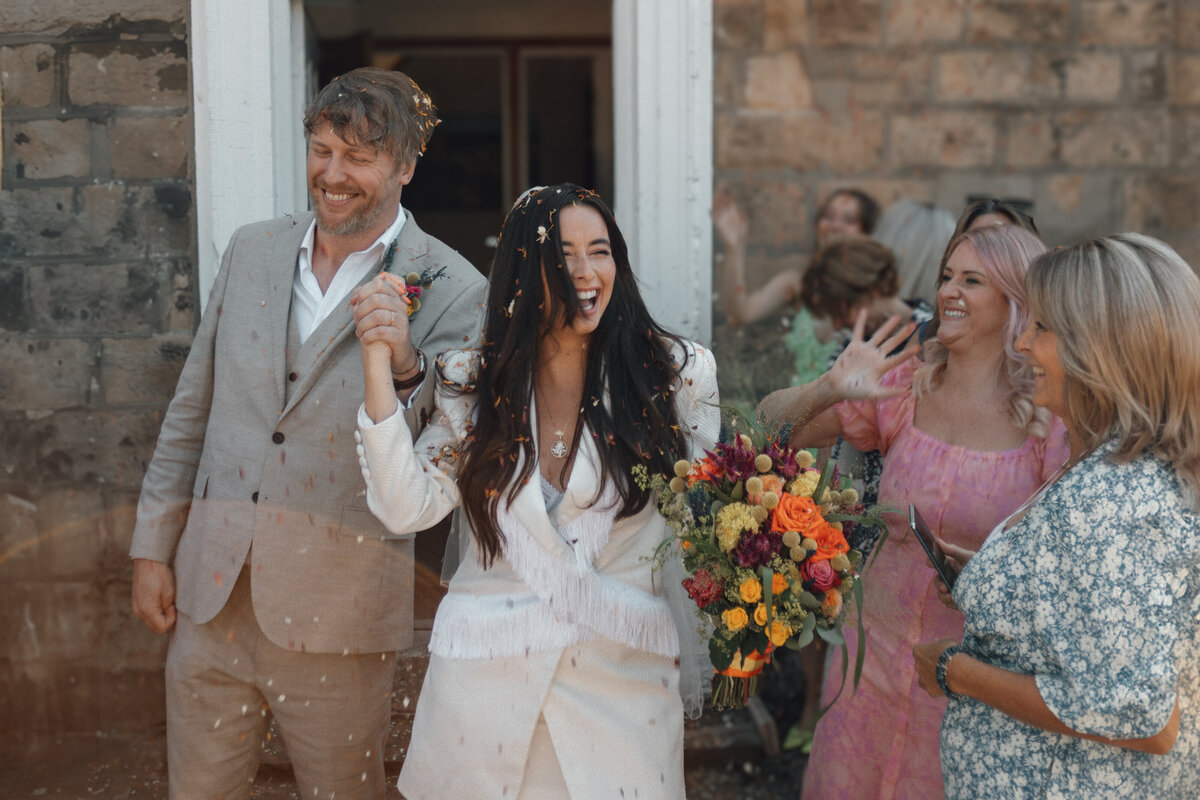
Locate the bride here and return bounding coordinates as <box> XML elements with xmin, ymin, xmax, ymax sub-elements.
<box><xmin>352</xmin><ymin>184</ymin><xmax>718</xmax><ymax>798</ymax></box>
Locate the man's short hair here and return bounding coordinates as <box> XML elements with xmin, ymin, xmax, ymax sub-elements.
<box><xmin>303</xmin><ymin>67</ymin><xmax>439</xmax><ymax>167</ymax></box>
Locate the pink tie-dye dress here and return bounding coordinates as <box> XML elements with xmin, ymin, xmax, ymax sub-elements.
<box><xmin>800</xmin><ymin>359</ymin><xmax>1069</xmax><ymax>800</ymax></box>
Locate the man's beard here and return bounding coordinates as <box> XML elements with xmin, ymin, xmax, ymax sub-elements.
<box><xmin>310</xmin><ymin>183</ymin><xmax>400</xmax><ymax>237</ymax></box>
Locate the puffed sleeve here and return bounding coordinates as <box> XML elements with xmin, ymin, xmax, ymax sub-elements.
<box><xmin>1032</xmin><ymin>462</ymin><xmax>1188</xmax><ymax>739</ymax></box>
<box><xmin>833</xmin><ymin>357</ymin><xmax>918</xmax><ymax>456</ymax></box>
<box><xmin>354</xmin><ymin>350</ymin><xmax>477</xmax><ymax>535</ymax></box>
<box><xmin>674</xmin><ymin>342</ymin><xmax>720</xmax><ymax>458</ymax></box>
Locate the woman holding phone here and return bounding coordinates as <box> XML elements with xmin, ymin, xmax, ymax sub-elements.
<box><xmin>758</xmin><ymin>224</ymin><xmax>1068</xmax><ymax>800</ymax></box>
<box><xmin>914</xmin><ymin>234</ymin><xmax>1200</xmax><ymax>798</ymax></box>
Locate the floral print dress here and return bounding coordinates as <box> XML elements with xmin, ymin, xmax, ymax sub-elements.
<box><xmin>943</xmin><ymin>440</ymin><xmax>1200</xmax><ymax>799</ymax></box>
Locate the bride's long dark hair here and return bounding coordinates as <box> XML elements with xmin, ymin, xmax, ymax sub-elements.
<box><xmin>455</xmin><ymin>184</ymin><xmax>690</xmax><ymax>566</ymax></box>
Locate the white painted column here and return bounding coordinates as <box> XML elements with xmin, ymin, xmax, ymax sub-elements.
<box><xmin>613</xmin><ymin>0</ymin><xmax>714</xmax><ymax>345</ymax></box>
<box><xmin>191</xmin><ymin>0</ymin><xmax>309</xmax><ymax>312</ymax></box>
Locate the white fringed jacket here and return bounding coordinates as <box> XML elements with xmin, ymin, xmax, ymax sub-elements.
<box><xmin>354</xmin><ymin>343</ymin><xmax>720</xmax><ymax>664</ymax></box>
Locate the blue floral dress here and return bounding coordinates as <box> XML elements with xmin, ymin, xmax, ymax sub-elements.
<box><xmin>942</xmin><ymin>440</ymin><xmax>1200</xmax><ymax>799</ymax></box>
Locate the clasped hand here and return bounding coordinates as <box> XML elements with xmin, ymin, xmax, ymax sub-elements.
<box><xmin>352</xmin><ymin>273</ymin><xmax>419</xmax><ymax>376</ymax></box>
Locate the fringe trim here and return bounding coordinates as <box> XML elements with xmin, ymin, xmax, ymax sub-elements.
<box><xmin>483</xmin><ymin>488</ymin><xmax>680</xmax><ymax>660</ymax></box>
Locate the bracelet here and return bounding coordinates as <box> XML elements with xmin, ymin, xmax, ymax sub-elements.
<box><xmin>391</xmin><ymin>349</ymin><xmax>426</xmax><ymax>392</ymax></box>
<box><xmin>936</xmin><ymin>644</ymin><xmax>965</xmax><ymax>698</ymax></box>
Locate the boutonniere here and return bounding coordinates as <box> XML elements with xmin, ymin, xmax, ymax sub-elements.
<box><xmin>382</xmin><ymin>238</ymin><xmax>448</xmax><ymax>319</ymax></box>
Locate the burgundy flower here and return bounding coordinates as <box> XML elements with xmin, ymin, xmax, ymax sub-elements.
<box><xmin>800</xmin><ymin>558</ymin><xmax>840</xmax><ymax>592</ymax></box>
<box><xmin>682</xmin><ymin>569</ymin><xmax>724</xmax><ymax>608</ymax></box>
<box><xmin>766</xmin><ymin>440</ymin><xmax>800</xmax><ymax>479</ymax></box>
<box><xmin>734</xmin><ymin>531</ymin><xmax>775</xmax><ymax>570</ymax></box>
<box><xmin>710</xmin><ymin>439</ymin><xmax>756</xmax><ymax>483</ymax></box>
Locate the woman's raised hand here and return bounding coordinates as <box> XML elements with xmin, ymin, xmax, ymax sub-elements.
<box><xmin>826</xmin><ymin>310</ymin><xmax>920</xmax><ymax>401</ymax></box>
<box><xmin>711</xmin><ymin>188</ymin><xmax>749</xmax><ymax>249</ymax></box>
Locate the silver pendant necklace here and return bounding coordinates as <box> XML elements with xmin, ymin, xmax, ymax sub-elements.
<box><xmin>538</xmin><ymin>390</ymin><xmax>574</xmax><ymax>460</ymax></box>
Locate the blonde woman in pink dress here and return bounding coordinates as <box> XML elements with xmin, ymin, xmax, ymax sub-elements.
<box><xmin>759</xmin><ymin>224</ymin><xmax>1069</xmax><ymax>800</ymax></box>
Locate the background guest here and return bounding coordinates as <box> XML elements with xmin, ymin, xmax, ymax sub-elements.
<box><xmin>872</xmin><ymin>198</ymin><xmax>956</xmax><ymax>307</ymax></box>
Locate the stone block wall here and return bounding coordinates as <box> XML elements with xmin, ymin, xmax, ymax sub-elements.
<box><xmin>0</xmin><ymin>1</ymin><xmax>192</xmax><ymax>748</ymax></box>
<box><xmin>714</xmin><ymin>0</ymin><xmax>1200</xmax><ymax>284</ymax></box>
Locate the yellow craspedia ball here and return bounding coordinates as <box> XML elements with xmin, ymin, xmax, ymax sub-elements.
<box><xmin>405</xmin><ymin>271</ymin><xmax>422</xmax><ymax>285</ymax></box>
<box><xmin>802</xmin><ymin>537</ymin><xmax>818</xmax><ymax>551</ymax></box>
<box><xmin>762</xmin><ymin>492</ymin><xmax>780</xmax><ymax>510</ymax></box>
<box><xmin>669</xmin><ymin>476</ymin><xmax>687</xmax><ymax>493</ymax></box>
<box><xmin>674</xmin><ymin>459</ymin><xmax>692</xmax><ymax>478</ymax></box>
<box><xmin>831</xmin><ymin>553</ymin><xmax>851</xmax><ymax>572</ymax></box>
<box><xmin>825</xmin><ymin>489</ymin><xmax>841</xmax><ymax>506</ymax></box>
<box><xmin>789</xmin><ymin>546</ymin><xmax>806</xmax><ymax>562</ymax></box>
<box><xmin>782</xmin><ymin>530</ymin><xmax>802</xmax><ymax>548</ymax></box>
<box><xmin>751</xmin><ymin>505</ymin><xmax>769</xmax><ymax>524</ymax></box>
<box><xmin>755</xmin><ymin>453</ymin><xmax>773</xmax><ymax>473</ymax></box>
<box><xmin>739</xmin><ymin>434</ymin><xmax>754</xmax><ymax>450</ymax></box>
<box><xmin>840</xmin><ymin>488</ymin><xmax>860</xmax><ymax>505</ymax></box>
<box><xmin>795</xmin><ymin>451</ymin><xmax>816</xmax><ymax>469</ymax></box>
<box><xmin>745</xmin><ymin>476</ymin><xmax>764</xmax><ymax>495</ymax></box>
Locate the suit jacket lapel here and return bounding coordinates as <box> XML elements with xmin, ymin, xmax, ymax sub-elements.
<box><xmin>386</xmin><ymin>209</ymin><xmax>435</xmax><ymax>345</ymax></box>
<box><xmin>267</xmin><ymin>213</ymin><xmax>311</xmax><ymax>412</ymax></box>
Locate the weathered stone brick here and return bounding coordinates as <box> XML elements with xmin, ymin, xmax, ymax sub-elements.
<box><xmin>1176</xmin><ymin>5</ymin><xmax>1200</xmax><ymax>50</ymax></box>
<box><xmin>0</xmin><ymin>45</ymin><xmax>57</xmax><ymax>109</ymax></box>
<box><xmin>1079</xmin><ymin>0</ymin><xmax>1170</xmax><ymax>46</ymax></box>
<box><xmin>967</xmin><ymin>0</ymin><xmax>1070</xmax><ymax>44</ymax></box>
<box><xmin>1131</xmin><ymin>50</ymin><xmax>1167</xmax><ymax>103</ymax></box>
<box><xmin>11</xmin><ymin>119</ymin><xmax>91</xmax><ymax>180</ymax></box>
<box><xmin>0</xmin><ymin>582</ymin><xmax>106</xmax><ymax>663</ymax></box>
<box><xmin>100</xmin><ymin>334</ymin><xmax>190</xmax><ymax>406</ymax></box>
<box><xmin>744</xmin><ymin>176</ymin><xmax>810</xmax><ymax>251</ymax></box>
<box><xmin>1058</xmin><ymin>109</ymin><xmax>1169</xmax><ymax>167</ymax></box>
<box><xmin>0</xmin><ymin>266</ymin><xmax>30</xmax><ymax>332</ymax></box>
<box><xmin>1170</xmin><ymin>110</ymin><xmax>1200</xmax><ymax>166</ymax></box>
<box><xmin>1124</xmin><ymin>173</ymin><xmax>1200</xmax><ymax>231</ymax></box>
<box><xmin>935</xmin><ymin>173</ymin><xmax>1034</xmax><ymax>218</ymax></box>
<box><xmin>892</xmin><ymin>111</ymin><xmax>997</xmax><ymax>168</ymax></box>
<box><xmin>0</xmin><ymin>338</ymin><xmax>94</xmax><ymax>413</ymax></box>
<box><xmin>0</xmin><ymin>0</ymin><xmax>186</xmax><ymax>34</ymax></box>
<box><xmin>26</xmin><ymin>261</ymin><xmax>175</xmax><ymax>336</ymax></box>
<box><xmin>763</xmin><ymin>0</ymin><xmax>808</xmax><ymax>50</ymax></box>
<box><xmin>67</xmin><ymin>42</ymin><xmax>188</xmax><ymax>108</ymax></box>
<box><xmin>1035</xmin><ymin>173</ymin><xmax>1121</xmax><ymax>244</ymax></box>
<box><xmin>0</xmin><ymin>488</ymin><xmax>107</xmax><ymax>582</ymax></box>
<box><xmin>0</xmin><ymin>408</ymin><xmax>162</xmax><ymax>490</ymax></box>
<box><xmin>108</xmin><ymin>114</ymin><xmax>192</xmax><ymax>179</ymax></box>
<box><xmin>0</xmin><ymin>184</ymin><xmax>192</xmax><ymax>259</ymax></box>
<box><xmin>1045</xmin><ymin>51</ymin><xmax>1123</xmax><ymax>103</ymax></box>
<box><xmin>1158</xmin><ymin>232</ymin><xmax>1200</xmax><ymax>274</ymax></box>
<box><xmin>1004</xmin><ymin>112</ymin><xmax>1056</xmax><ymax>167</ymax></box>
<box><xmin>715</xmin><ymin>53</ymin><xmax>741</xmax><ymax>109</ymax></box>
<box><xmin>715</xmin><ymin>0</ymin><xmax>764</xmax><ymax>50</ymax></box>
<box><xmin>786</xmin><ymin>110</ymin><xmax>886</xmax><ymax>171</ymax></box>
<box><xmin>843</xmin><ymin>51</ymin><xmax>932</xmax><ymax>106</ymax></box>
<box><xmin>744</xmin><ymin>52</ymin><xmax>814</xmax><ymax>110</ymax></box>
<box><xmin>936</xmin><ymin>51</ymin><xmax>1033</xmax><ymax>103</ymax></box>
<box><xmin>813</xmin><ymin>0</ymin><xmax>882</xmax><ymax>47</ymax></box>
<box><xmin>103</xmin><ymin>490</ymin><xmax>140</xmax><ymax>559</ymax></box>
<box><xmin>1170</xmin><ymin>54</ymin><xmax>1200</xmax><ymax>105</ymax></box>
<box><xmin>886</xmin><ymin>0</ymin><xmax>965</xmax><ymax>44</ymax></box>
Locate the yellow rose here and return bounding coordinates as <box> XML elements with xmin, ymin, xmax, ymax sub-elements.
<box><xmin>739</xmin><ymin>577</ymin><xmax>763</xmax><ymax>604</ymax></box>
<box><xmin>754</xmin><ymin>604</ymin><xmax>769</xmax><ymax>626</ymax></box>
<box><xmin>722</xmin><ymin>607</ymin><xmax>749</xmax><ymax>631</ymax></box>
<box><xmin>769</xmin><ymin>619</ymin><xmax>792</xmax><ymax>647</ymax></box>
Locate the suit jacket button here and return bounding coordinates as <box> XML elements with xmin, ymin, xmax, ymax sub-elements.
<box><xmin>288</xmin><ymin>371</ymin><xmax>298</xmax><ymax>382</ymax></box>
<box><xmin>272</xmin><ymin>432</ymin><xmax>285</xmax><ymax>444</ymax></box>
<box><xmin>251</xmin><ymin>491</ymin><xmax>259</xmax><ymax>503</ymax></box>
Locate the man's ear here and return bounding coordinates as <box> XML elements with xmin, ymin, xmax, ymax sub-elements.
<box><xmin>397</xmin><ymin>160</ymin><xmax>417</xmax><ymax>186</ymax></box>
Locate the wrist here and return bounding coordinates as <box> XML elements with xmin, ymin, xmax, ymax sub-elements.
<box><xmin>936</xmin><ymin>644</ymin><xmax>966</xmax><ymax>698</ymax></box>
<box><xmin>391</xmin><ymin>348</ymin><xmax>426</xmax><ymax>392</ymax></box>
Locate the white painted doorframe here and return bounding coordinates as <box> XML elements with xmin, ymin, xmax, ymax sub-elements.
<box><xmin>190</xmin><ymin>0</ymin><xmax>712</xmax><ymax>342</ymax></box>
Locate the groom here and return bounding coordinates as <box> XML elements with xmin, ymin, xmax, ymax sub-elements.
<box><xmin>130</xmin><ymin>68</ymin><xmax>486</xmax><ymax>799</ymax></box>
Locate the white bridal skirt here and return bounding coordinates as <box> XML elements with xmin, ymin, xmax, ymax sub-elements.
<box><xmin>397</xmin><ymin>635</ymin><xmax>686</xmax><ymax>800</ymax></box>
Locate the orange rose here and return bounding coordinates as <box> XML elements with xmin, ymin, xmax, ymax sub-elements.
<box><xmin>770</xmin><ymin>493</ymin><xmax>823</xmax><ymax>536</ymax></box>
<box><xmin>749</xmin><ymin>474</ymin><xmax>786</xmax><ymax>505</ymax></box>
<box><xmin>807</xmin><ymin>521</ymin><xmax>850</xmax><ymax>563</ymax></box>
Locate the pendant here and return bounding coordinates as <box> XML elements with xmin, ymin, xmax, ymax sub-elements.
<box><xmin>550</xmin><ymin>438</ymin><xmax>569</xmax><ymax>459</ymax></box>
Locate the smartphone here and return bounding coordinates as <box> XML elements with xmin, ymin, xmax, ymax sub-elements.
<box><xmin>908</xmin><ymin>503</ymin><xmax>957</xmax><ymax>590</ymax></box>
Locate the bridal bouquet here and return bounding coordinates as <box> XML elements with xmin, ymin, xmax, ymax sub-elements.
<box><xmin>642</xmin><ymin>413</ymin><xmax>883</xmax><ymax>709</ymax></box>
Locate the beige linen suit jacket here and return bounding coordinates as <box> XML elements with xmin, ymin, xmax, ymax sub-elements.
<box><xmin>130</xmin><ymin>210</ymin><xmax>486</xmax><ymax>654</ymax></box>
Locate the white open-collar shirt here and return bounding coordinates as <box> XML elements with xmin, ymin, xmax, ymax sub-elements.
<box><xmin>293</xmin><ymin>203</ymin><xmax>407</xmax><ymax>343</ymax></box>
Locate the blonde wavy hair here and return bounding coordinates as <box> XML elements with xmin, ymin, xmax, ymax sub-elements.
<box><xmin>1025</xmin><ymin>233</ymin><xmax>1200</xmax><ymax>509</ymax></box>
<box><xmin>916</xmin><ymin>225</ymin><xmax>1049</xmax><ymax>436</ymax></box>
